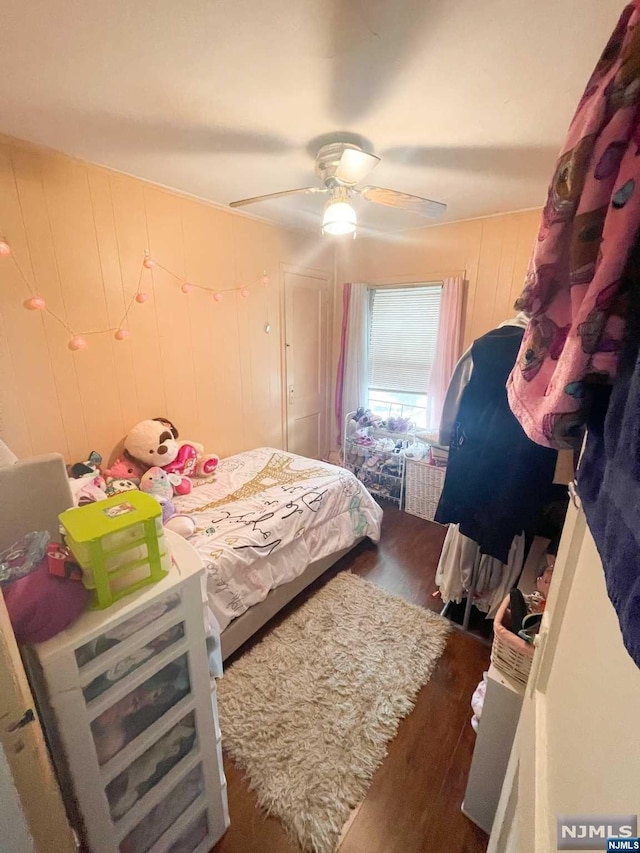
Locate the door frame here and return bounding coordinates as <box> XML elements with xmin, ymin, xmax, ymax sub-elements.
<box><xmin>0</xmin><ymin>594</ymin><xmax>77</xmax><ymax>852</ymax></box>
<box><xmin>488</xmin><ymin>502</ymin><xmax>587</xmax><ymax>853</ymax></box>
<box><xmin>280</xmin><ymin>262</ymin><xmax>332</xmax><ymax>458</ymax></box>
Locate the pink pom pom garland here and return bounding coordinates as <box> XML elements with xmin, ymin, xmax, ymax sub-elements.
<box><xmin>68</xmin><ymin>336</ymin><xmax>88</xmax><ymax>351</ymax></box>
<box><xmin>24</xmin><ymin>296</ymin><xmax>46</xmax><ymax>310</ymax></box>
<box><xmin>1</xmin><ymin>239</ymin><xmax>271</xmax><ymax>351</ymax></box>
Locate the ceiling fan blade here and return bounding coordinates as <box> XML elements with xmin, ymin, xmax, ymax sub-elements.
<box><xmin>327</xmin><ymin>0</ymin><xmax>436</xmax><ymax>123</ymax></box>
<box><xmin>383</xmin><ymin>144</ymin><xmax>559</xmax><ymax>179</ymax></box>
<box><xmin>359</xmin><ymin>186</ymin><xmax>447</xmax><ymax>217</ymax></box>
<box><xmin>230</xmin><ymin>187</ymin><xmax>326</xmax><ymax>208</ymax></box>
<box><xmin>335</xmin><ymin>148</ymin><xmax>380</xmax><ymax>185</ymax></box>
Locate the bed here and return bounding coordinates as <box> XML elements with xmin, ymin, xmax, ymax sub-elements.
<box><xmin>172</xmin><ymin>447</ymin><xmax>383</xmax><ymax>658</ymax></box>
<box><xmin>0</xmin><ymin>448</ymin><xmax>382</xmax><ymax>661</ymax></box>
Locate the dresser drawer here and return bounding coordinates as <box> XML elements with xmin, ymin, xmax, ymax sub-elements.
<box><xmin>164</xmin><ymin>808</ymin><xmax>209</xmax><ymax>853</ymax></box>
<box><xmin>76</xmin><ymin>590</ymin><xmax>183</xmax><ymax>669</ymax></box>
<box><xmin>119</xmin><ymin>763</ymin><xmax>204</xmax><ymax>853</ymax></box>
<box><xmin>91</xmin><ymin>652</ymin><xmax>191</xmax><ymax>766</ymax></box>
<box><xmin>83</xmin><ymin>621</ymin><xmax>186</xmax><ymax>703</ymax></box>
<box><xmin>106</xmin><ymin>710</ymin><xmax>197</xmax><ymax>822</ymax></box>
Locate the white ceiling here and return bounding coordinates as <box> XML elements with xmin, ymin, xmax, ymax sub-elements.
<box><xmin>0</xmin><ymin>0</ymin><xmax>626</xmax><ymax>234</ymax></box>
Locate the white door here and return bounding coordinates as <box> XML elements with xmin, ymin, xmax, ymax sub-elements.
<box><xmin>489</xmin><ymin>500</ymin><xmax>640</xmax><ymax>852</ymax></box>
<box><xmin>0</xmin><ymin>594</ymin><xmax>77</xmax><ymax>853</ymax></box>
<box><xmin>0</xmin><ymin>454</ymin><xmax>77</xmax><ymax>852</ymax></box>
<box><xmin>284</xmin><ymin>271</ymin><xmax>329</xmax><ymax>459</ymax></box>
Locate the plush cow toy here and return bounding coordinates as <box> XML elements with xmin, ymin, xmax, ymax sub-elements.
<box><xmin>124</xmin><ymin>418</ymin><xmax>218</xmax><ymax>496</ymax></box>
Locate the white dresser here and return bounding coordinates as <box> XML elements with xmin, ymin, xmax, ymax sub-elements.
<box><xmin>28</xmin><ymin>530</ymin><xmax>229</xmax><ymax>853</ymax></box>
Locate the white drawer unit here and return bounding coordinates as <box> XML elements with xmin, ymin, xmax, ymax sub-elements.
<box><xmin>29</xmin><ymin>530</ymin><xmax>229</xmax><ymax>853</ymax></box>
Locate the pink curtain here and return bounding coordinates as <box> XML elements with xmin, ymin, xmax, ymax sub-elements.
<box><xmin>334</xmin><ymin>283</ymin><xmax>352</xmax><ymax>445</ymax></box>
<box><xmin>428</xmin><ymin>277</ymin><xmax>465</xmax><ymax>430</ymax></box>
<box><xmin>334</xmin><ymin>282</ymin><xmax>370</xmax><ymax>445</ymax></box>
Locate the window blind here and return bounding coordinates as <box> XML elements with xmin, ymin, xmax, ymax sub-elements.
<box><xmin>368</xmin><ymin>285</ymin><xmax>443</xmax><ymax>395</ymax></box>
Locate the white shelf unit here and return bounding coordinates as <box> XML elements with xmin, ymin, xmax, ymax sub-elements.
<box><xmin>342</xmin><ymin>411</ymin><xmax>415</xmax><ymax>507</ymax></box>
<box><xmin>462</xmin><ymin>665</ymin><xmax>525</xmax><ymax>834</ymax></box>
<box><xmin>28</xmin><ymin>530</ymin><xmax>229</xmax><ymax>853</ymax></box>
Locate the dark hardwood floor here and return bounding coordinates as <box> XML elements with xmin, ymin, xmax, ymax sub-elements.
<box><xmin>213</xmin><ymin>505</ymin><xmax>490</xmax><ymax>853</ymax></box>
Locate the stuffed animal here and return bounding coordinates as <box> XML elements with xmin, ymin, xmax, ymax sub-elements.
<box><xmin>105</xmin><ymin>478</ymin><xmax>139</xmax><ymax>498</ymax></box>
<box><xmin>124</xmin><ymin>418</ymin><xmax>218</xmax><ymax>494</ymax></box>
<box><xmin>164</xmin><ymin>514</ymin><xmax>196</xmax><ymax>538</ymax></box>
<box><xmin>140</xmin><ymin>467</ymin><xmax>196</xmax><ymax>539</ymax></box>
<box><xmin>140</xmin><ymin>466</ymin><xmax>175</xmax><ymax>504</ymax></box>
<box><xmin>383</xmin><ymin>416</ymin><xmax>414</xmax><ymax>433</ymax></box>
<box><xmin>355</xmin><ymin>408</ymin><xmax>382</xmax><ymax>429</ymax></box>
<box><xmin>70</xmin><ymin>450</ymin><xmax>102</xmax><ymax>479</ymax></box>
<box><xmin>68</xmin><ymin>475</ymin><xmax>108</xmax><ymax>506</ymax></box>
<box><xmin>102</xmin><ymin>454</ymin><xmax>145</xmax><ymax>484</ymax></box>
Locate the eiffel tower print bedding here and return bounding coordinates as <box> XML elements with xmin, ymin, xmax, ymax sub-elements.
<box><xmin>174</xmin><ymin>448</ymin><xmax>383</xmax><ymax>630</ymax></box>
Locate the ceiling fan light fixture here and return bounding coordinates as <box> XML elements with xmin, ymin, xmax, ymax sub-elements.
<box><xmin>322</xmin><ymin>198</ymin><xmax>357</xmax><ymax>236</ymax></box>
<box><xmin>229</xmin><ymin>140</ymin><xmax>446</xmax><ymax>228</ymax></box>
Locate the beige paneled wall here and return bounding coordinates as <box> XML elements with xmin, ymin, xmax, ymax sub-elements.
<box><xmin>330</xmin><ymin>209</ymin><xmax>541</xmax><ymax>444</ymax></box>
<box><xmin>0</xmin><ymin>134</ymin><xmax>540</xmax><ymax>463</ymax></box>
<box><xmin>0</xmin><ymin>136</ymin><xmax>333</xmax><ymax>463</ymax></box>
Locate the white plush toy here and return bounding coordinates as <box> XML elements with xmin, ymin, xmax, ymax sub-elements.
<box><xmin>124</xmin><ymin>417</ymin><xmax>218</xmax><ymax>496</ymax></box>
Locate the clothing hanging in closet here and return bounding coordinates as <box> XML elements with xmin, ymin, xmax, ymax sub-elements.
<box><xmin>435</xmin><ymin>324</ymin><xmax>557</xmax><ymax>563</ymax></box>
<box><xmin>436</xmin><ymin>525</ymin><xmax>525</xmax><ymax>617</ymax></box>
<box><xmin>439</xmin><ymin>314</ymin><xmax>529</xmax><ymax>447</ymax></box>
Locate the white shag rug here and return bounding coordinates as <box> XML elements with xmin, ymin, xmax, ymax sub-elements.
<box><xmin>217</xmin><ymin>571</ymin><xmax>451</xmax><ymax>853</ymax></box>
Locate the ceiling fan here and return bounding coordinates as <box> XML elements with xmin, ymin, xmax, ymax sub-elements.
<box><xmin>229</xmin><ymin>142</ymin><xmax>447</xmax><ymax>235</ymax></box>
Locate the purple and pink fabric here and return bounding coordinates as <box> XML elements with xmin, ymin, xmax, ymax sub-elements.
<box><xmin>507</xmin><ymin>1</ymin><xmax>640</xmax><ymax>449</ymax></box>
<box><xmin>4</xmin><ymin>558</ymin><xmax>90</xmax><ymax>644</ymax></box>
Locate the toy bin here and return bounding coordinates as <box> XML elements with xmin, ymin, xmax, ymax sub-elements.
<box><xmin>59</xmin><ymin>492</ymin><xmax>169</xmax><ymax>610</ymax></box>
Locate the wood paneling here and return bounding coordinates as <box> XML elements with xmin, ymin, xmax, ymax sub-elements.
<box><xmin>0</xmin><ymin>136</ymin><xmax>333</xmax><ymax>463</ymax></box>
<box><xmin>0</xmin><ymin>132</ymin><xmax>539</xmax><ymax>464</ymax></box>
<box><xmin>336</xmin><ymin>209</ymin><xmax>540</xmax><ymax>352</ymax></box>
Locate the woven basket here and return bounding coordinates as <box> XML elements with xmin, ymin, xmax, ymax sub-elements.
<box><xmin>491</xmin><ymin>595</ymin><xmax>535</xmax><ymax>687</ymax></box>
<box><xmin>404</xmin><ymin>457</ymin><xmax>446</xmax><ymax>522</ymax></box>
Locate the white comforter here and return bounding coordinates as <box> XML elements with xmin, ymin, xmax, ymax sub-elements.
<box><xmin>174</xmin><ymin>448</ymin><xmax>382</xmax><ymax>630</ymax></box>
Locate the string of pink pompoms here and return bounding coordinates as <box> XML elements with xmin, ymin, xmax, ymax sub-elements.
<box><xmin>0</xmin><ymin>241</ymin><xmax>270</xmax><ymax>351</ymax></box>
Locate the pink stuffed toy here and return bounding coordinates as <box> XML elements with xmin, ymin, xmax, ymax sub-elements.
<box><xmin>102</xmin><ymin>455</ymin><xmax>145</xmax><ymax>484</ymax></box>
<box><xmin>124</xmin><ymin>418</ymin><xmax>218</xmax><ymax>496</ymax></box>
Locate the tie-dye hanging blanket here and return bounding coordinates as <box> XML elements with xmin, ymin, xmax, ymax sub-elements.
<box><xmin>507</xmin><ymin>2</ymin><xmax>640</xmax><ymax>449</ymax></box>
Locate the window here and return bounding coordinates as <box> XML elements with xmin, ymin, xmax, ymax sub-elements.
<box><xmin>368</xmin><ymin>284</ymin><xmax>442</xmax><ymax>428</ymax></box>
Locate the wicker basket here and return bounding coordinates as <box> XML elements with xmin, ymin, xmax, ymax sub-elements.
<box><xmin>404</xmin><ymin>457</ymin><xmax>447</xmax><ymax>522</ymax></box>
<box><xmin>491</xmin><ymin>595</ymin><xmax>535</xmax><ymax>686</ymax></box>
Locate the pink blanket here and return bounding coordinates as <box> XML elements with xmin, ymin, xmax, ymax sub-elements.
<box><xmin>507</xmin><ymin>1</ymin><xmax>640</xmax><ymax>448</ymax></box>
